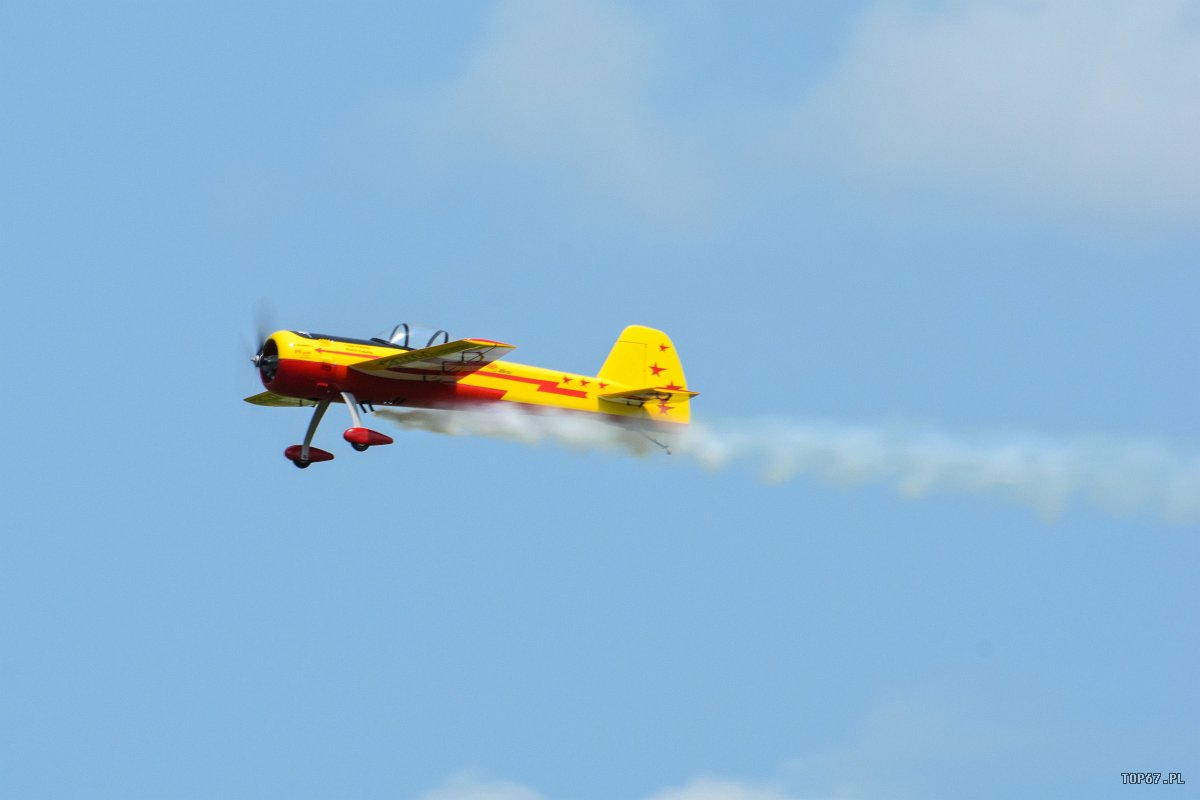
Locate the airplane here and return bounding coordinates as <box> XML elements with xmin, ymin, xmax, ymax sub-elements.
<box><xmin>245</xmin><ymin>321</ymin><xmax>698</xmax><ymax>467</ymax></box>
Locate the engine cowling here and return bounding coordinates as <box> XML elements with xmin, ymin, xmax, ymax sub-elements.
<box><xmin>252</xmin><ymin>336</ymin><xmax>280</xmax><ymax>385</ymax></box>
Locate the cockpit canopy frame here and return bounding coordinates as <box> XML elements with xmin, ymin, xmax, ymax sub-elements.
<box><xmin>371</xmin><ymin>323</ymin><xmax>450</xmax><ymax>351</ymax></box>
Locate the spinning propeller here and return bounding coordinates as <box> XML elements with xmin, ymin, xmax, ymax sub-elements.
<box><xmin>249</xmin><ymin>302</ymin><xmax>279</xmax><ymax>383</ymax></box>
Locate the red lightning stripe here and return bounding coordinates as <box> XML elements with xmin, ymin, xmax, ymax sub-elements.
<box><xmin>478</xmin><ymin>371</ymin><xmax>589</xmax><ymax>398</ymax></box>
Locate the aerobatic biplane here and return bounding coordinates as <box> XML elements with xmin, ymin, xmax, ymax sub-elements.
<box><xmin>246</xmin><ymin>322</ymin><xmax>697</xmax><ymax>467</ymax></box>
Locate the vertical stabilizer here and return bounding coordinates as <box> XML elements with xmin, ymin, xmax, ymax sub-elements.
<box><xmin>598</xmin><ymin>325</ymin><xmax>693</xmax><ymax>423</ymax></box>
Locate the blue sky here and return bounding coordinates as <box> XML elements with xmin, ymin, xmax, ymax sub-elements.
<box><xmin>2</xmin><ymin>2</ymin><xmax>1197</xmax><ymax>798</ymax></box>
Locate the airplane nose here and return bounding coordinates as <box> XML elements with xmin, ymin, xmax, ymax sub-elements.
<box><xmin>255</xmin><ymin>338</ymin><xmax>280</xmax><ymax>383</ymax></box>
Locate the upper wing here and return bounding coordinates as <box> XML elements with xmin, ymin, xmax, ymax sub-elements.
<box><xmin>598</xmin><ymin>386</ymin><xmax>699</xmax><ymax>406</ymax></box>
<box><xmin>349</xmin><ymin>338</ymin><xmax>516</xmax><ymax>381</ymax></box>
<box><xmin>244</xmin><ymin>390</ymin><xmax>318</xmax><ymax>407</ymax></box>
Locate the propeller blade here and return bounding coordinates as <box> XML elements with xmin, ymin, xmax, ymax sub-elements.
<box><xmin>247</xmin><ymin>300</ymin><xmax>279</xmax><ymax>365</ymax></box>
<box><xmin>253</xmin><ymin>299</ymin><xmax>277</xmax><ymax>347</ymax></box>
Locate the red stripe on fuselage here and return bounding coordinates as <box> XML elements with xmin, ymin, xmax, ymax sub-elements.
<box><xmin>477</xmin><ymin>370</ymin><xmax>589</xmax><ymax>398</ymax></box>
<box><xmin>264</xmin><ymin>358</ymin><xmax>508</xmax><ymax>406</ymax></box>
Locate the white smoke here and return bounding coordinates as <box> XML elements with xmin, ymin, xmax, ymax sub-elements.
<box><xmin>375</xmin><ymin>406</ymin><xmax>665</xmax><ymax>455</ymax></box>
<box><xmin>374</xmin><ymin>407</ymin><xmax>1200</xmax><ymax>522</ymax></box>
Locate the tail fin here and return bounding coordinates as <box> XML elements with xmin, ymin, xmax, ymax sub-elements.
<box><xmin>598</xmin><ymin>325</ymin><xmax>695</xmax><ymax>424</ymax></box>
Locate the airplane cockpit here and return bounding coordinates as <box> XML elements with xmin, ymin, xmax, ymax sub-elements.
<box><xmin>371</xmin><ymin>322</ymin><xmax>450</xmax><ymax>351</ymax></box>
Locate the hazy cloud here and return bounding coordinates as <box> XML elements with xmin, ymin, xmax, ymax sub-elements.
<box><xmin>362</xmin><ymin>0</ymin><xmax>1199</xmax><ymax>229</ymax></box>
<box><xmin>413</xmin><ymin>0</ymin><xmax>714</xmax><ymax>227</ymax></box>
<box><xmin>793</xmin><ymin>0</ymin><xmax>1200</xmax><ymax>223</ymax></box>
<box><xmin>644</xmin><ymin>778</ymin><xmax>813</xmax><ymax>800</ymax></box>
<box><xmin>422</xmin><ymin>775</ymin><xmax>817</xmax><ymax>800</ymax></box>
<box><xmin>421</xmin><ymin>774</ymin><xmax>544</xmax><ymax>800</ymax></box>
<box><xmin>419</xmin><ymin>678</ymin><xmax>1159</xmax><ymax>800</ymax></box>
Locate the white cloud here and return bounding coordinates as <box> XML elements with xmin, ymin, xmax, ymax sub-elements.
<box><xmin>357</xmin><ymin>0</ymin><xmax>1199</xmax><ymax>230</ymax></box>
<box><xmin>794</xmin><ymin>0</ymin><xmax>1200</xmax><ymax>223</ymax></box>
<box><xmin>414</xmin><ymin>0</ymin><xmax>714</xmax><ymax>227</ymax></box>
<box><xmin>644</xmin><ymin>778</ymin><xmax>814</xmax><ymax>800</ymax></box>
<box><xmin>420</xmin><ymin>774</ymin><xmax>544</xmax><ymax>800</ymax></box>
<box><xmin>417</xmin><ymin>681</ymin><xmax>1144</xmax><ymax>800</ymax></box>
<box><xmin>420</xmin><ymin>775</ymin><xmax>821</xmax><ymax>800</ymax></box>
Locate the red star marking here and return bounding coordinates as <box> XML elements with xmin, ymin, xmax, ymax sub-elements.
<box><xmin>656</xmin><ymin>402</ymin><xmax>673</xmax><ymax>415</ymax></box>
<box><xmin>561</xmin><ymin>376</ymin><xmax>573</xmax><ymax>384</ymax></box>
<box><xmin>659</xmin><ymin>343</ymin><xmax>671</xmax><ymax>351</ymax></box>
<box><xmin>663</xmin><ymin>382</ymin><xmax>683</xmax><ymax>391</ymax></box>
<box><xmin>579</xmin><ymin>378</ymin><xmax>590</xmax><ymax>387</ymax></box>
<box><xmin>648</xmin><ymin>363</ymin><xmax>666</xmax><ymax>376</ymax></box>
<box><xmin>598</xmin><ymin>381</ymin><xmax>609</xmax><ymax>389</ymax></box>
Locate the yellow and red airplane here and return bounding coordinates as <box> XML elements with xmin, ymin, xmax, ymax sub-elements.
<box><xmin>246</xmin><ymin>322</ymin><xmax>697</xmax><ymax>467</ymax></box>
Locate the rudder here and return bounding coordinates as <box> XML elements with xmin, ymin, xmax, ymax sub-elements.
<box><xmin>598</xmin><ymin>325</ymin><xmax>693</xmax><ymax>423</ymax></box>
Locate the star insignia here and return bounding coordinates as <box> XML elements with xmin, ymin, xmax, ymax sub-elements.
<box><xmin>561</xmin><ymin>376</ymin><xmax>573</xmax><ymax>384</ymax></box>
<box><xmin>656</xmin><ymin>402</ymin><xmax>673</xmax><ymax>415</ymax></box>
<box><xmin>659</xmin><ymin>343</ymin><xmax>671</xmax><ymax>351</ymax></box>
<box><xmin>648</xmin><ymin>363</ymin><xmax>666</xmax><ymax>376</ymax></box>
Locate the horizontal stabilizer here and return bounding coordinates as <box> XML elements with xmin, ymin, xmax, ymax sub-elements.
<box><xmin>599</xmin><ymin>386</ymin><xmax>699</xmax><ymax>406</ymax></box>
<box><xmin>244</xmin><ymin>391</ymin><xmax>318</xmax><ymax>407</ymax></box>
<box><xmin>350</xmin><ymin>338</ymin><xmax>516</xmax><ymax>381</ymax></box>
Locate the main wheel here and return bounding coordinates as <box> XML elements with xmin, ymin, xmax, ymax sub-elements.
<box><xmin>292</xmin><ymin>459</ymin><xmax>311</xmax><ymax>469</ymax></box>
<box><xmin>351</xmin><ymin>442</ymin><xmax>369</xmax><ymax>452</ymax></box>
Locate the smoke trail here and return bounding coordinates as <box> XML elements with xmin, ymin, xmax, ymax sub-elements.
<box><xmin>374</xmin><ymin>407</ymin><xmax>1200</xmax><ymax>521</ymax></box>
<box><xmin>682</xmin><ymin>418</ymin><xmax>1200</xmax><ymax>522</ymax></box>
<box><xmin>375</xmin><ymin>406</ymin><xmax>664</xmax><ymax>456</ymax></box>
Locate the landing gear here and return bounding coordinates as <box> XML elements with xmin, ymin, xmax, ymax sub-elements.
<box><xmin>283</xmin><ymin>444</ymin><xmax>335</xmax><ymax>467</ymax></box>
<box><xmin>340</xmin><ymin>391</ymin><xmax>393</xmax><ymax>452</ymax></box>
<box><xmin>282</xmin><ymin>393</ymin><xmax>392</xmax><ymax>467</ymax></box>
<box><xmin>284</xmin><ymin>400</ymin><xmax>335</xmax><ymax>467</ymax></box>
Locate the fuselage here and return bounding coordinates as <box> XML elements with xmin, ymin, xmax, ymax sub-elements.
<box><xmin>259</xmin><ymin>330</ymin><xmax>686</xmax><ymax>425</ymax></box>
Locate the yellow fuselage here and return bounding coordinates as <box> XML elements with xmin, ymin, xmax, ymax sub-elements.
<box><xmin>261</xmin><ymin>330</ymin><xmax>688</xmax><ymax>425</ymax></box>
